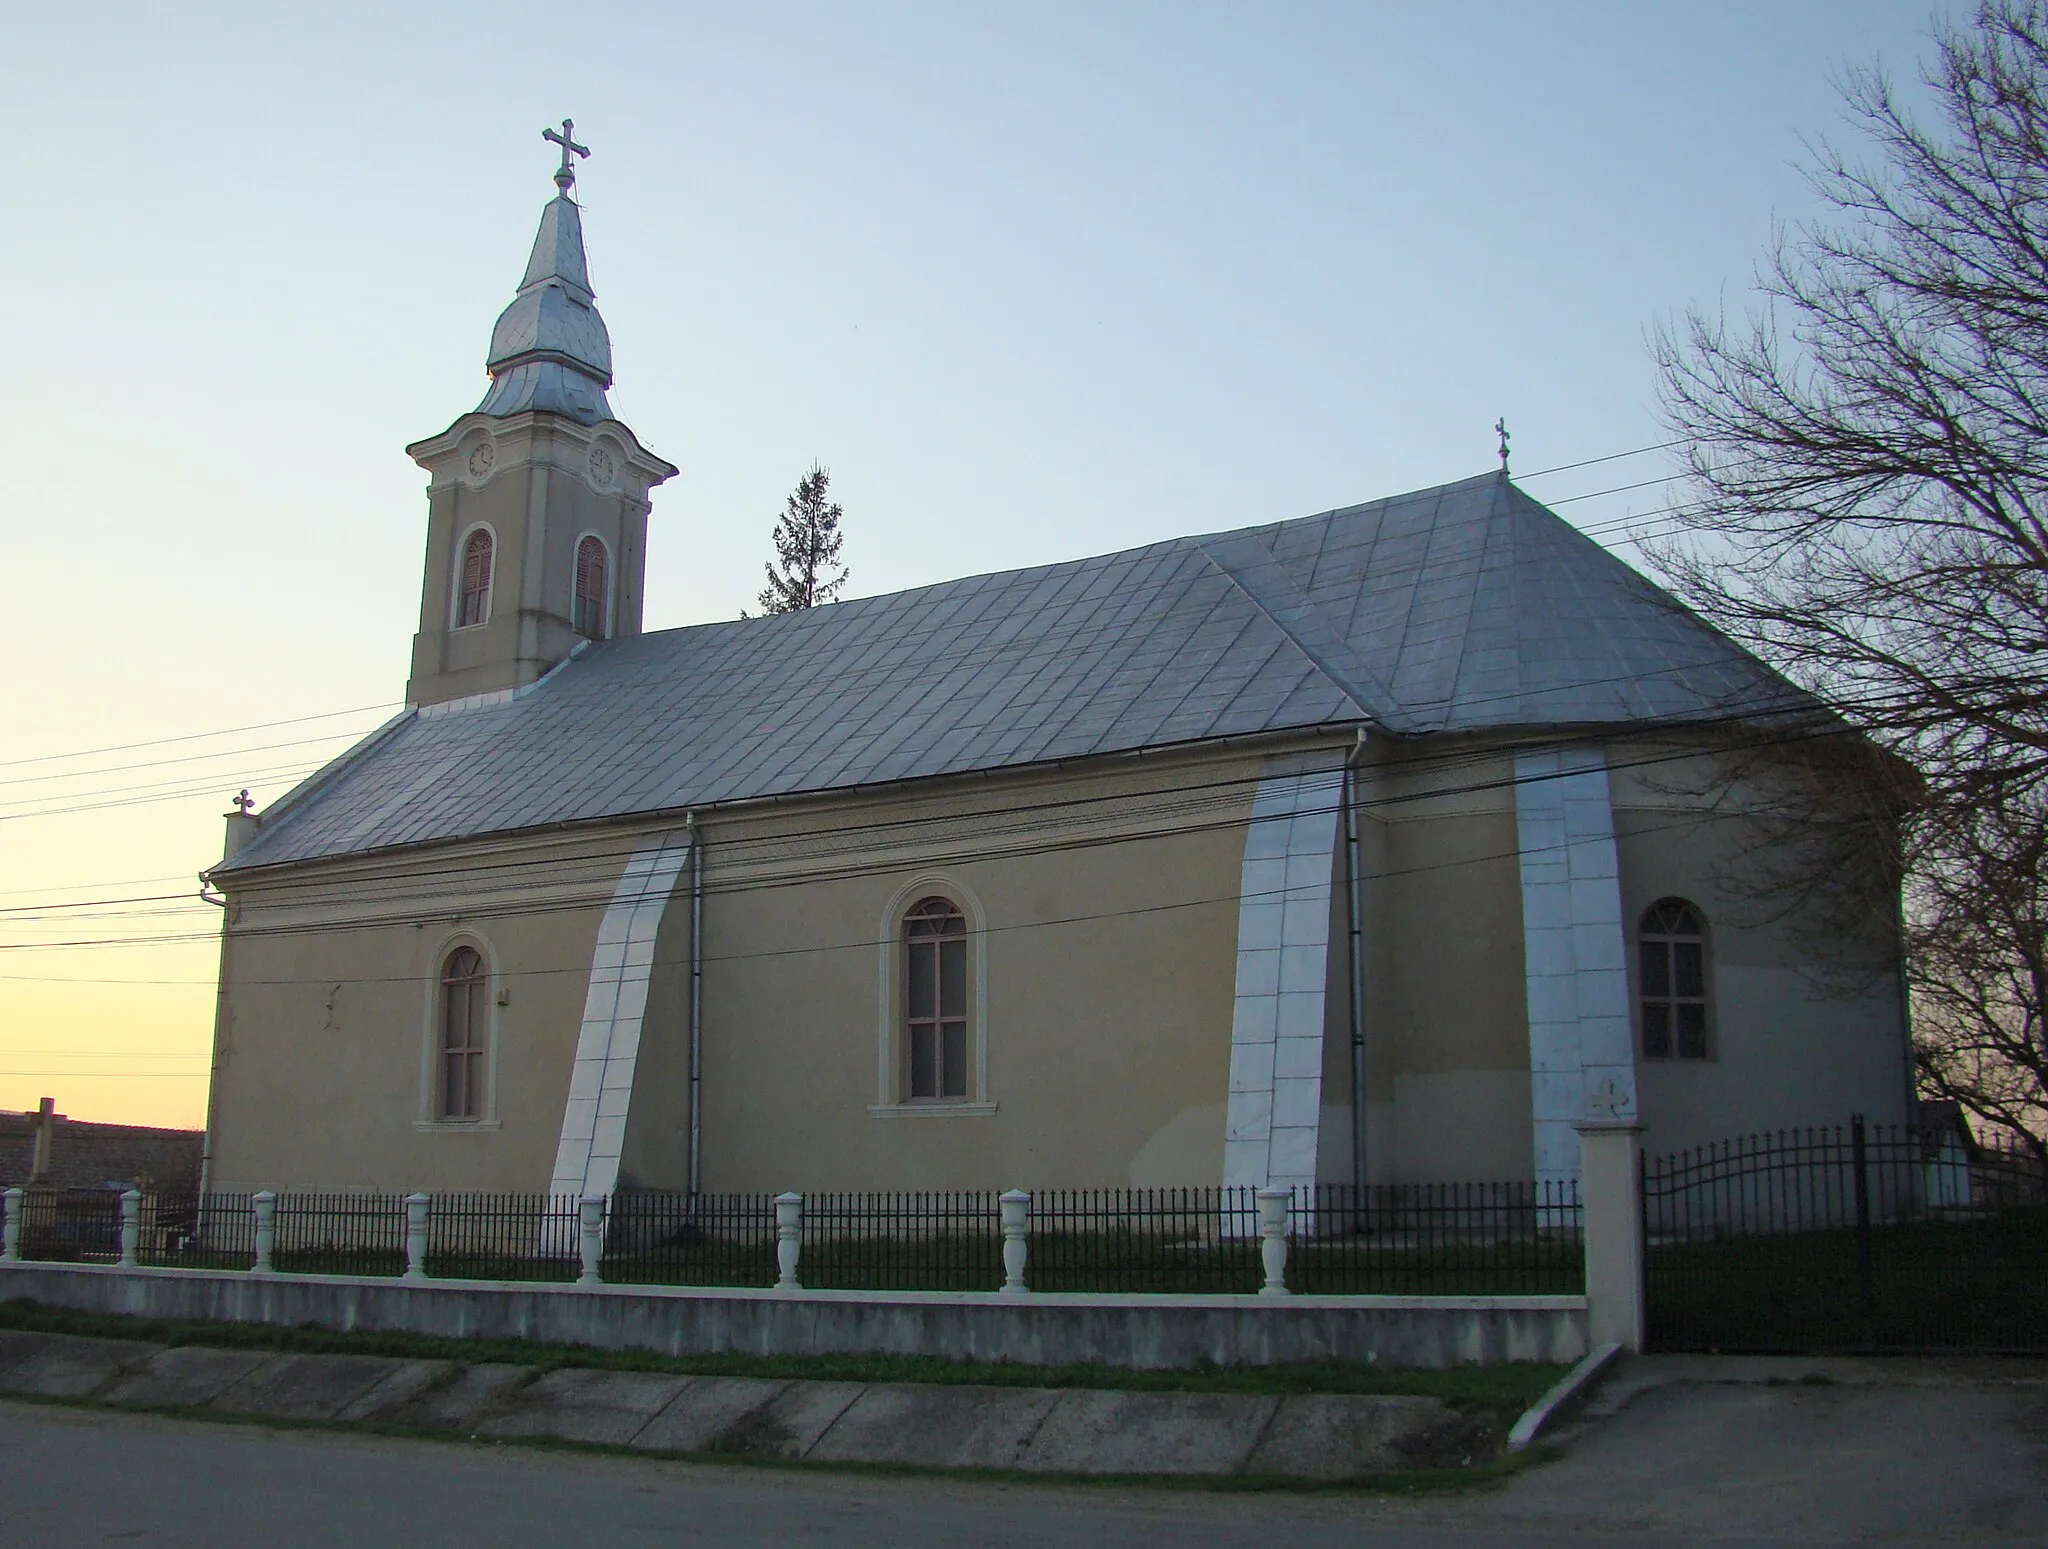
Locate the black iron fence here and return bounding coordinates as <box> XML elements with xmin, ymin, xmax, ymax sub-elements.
<box><xmin>3</xmin><ymin>1179</ymin><xmax>1579</xmax><ymax>1296</ymax></box>
<box><xmin>1031</xmin><ymin>1187</ymin><xmax>1263</xmax><ymax>1293</ymax></box>
<box><xmin>603</xmin><ymin>1191</ymin><xmax>777</xmax><ymax>1286</ymax></box>
<box><xmin>271</xmin><ymin>1192</ymin><xmax>409</xmax><ymax>1276</ymax></box>
<box><xmin>1294</xmin><ymin>1182</ymin><xmax>1583</xmax><ymax>1296</ymax></box>
<box><xmin>1645</xmin><ymin>1118</ymin><xmax>2048</xmax><ymax>1353</ymax></box>
<box><xmin>1026</xmin><ymin>1184</ymin><xmax>1582</xmax><ymax>1295</ymax></box>
<box><xmin>7</xmin><ymin>1188</ymin><xmax>257</xmax><ymax>1270</ymax></box>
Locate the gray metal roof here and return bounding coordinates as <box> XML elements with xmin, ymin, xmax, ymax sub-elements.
<box><xmin>220</xmin><ymin>471</ymin><xmax>1810</xmax><ymax>874</ymax></box>
<box><xmin>477</xmin><ymin>192</ymin><xmax>614</xmax><ymax>424</ymax></box>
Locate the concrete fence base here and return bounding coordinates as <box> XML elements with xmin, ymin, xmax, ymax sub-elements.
<box><xmin>0</xmin><ymin>1262</ymin><xmax>1588</xmax><ymax>1370</ymax></box>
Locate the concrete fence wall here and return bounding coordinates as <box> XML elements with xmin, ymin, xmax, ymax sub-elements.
<box><xmin>0</xmin><ymin>1128</ymin><xmax>1646</xmax><ymax>1369</ymax></box>
<box><xmin>0</xmin><ymin>1261</ymin><xmax>1588</xmax><ymax>1370</ymax></box>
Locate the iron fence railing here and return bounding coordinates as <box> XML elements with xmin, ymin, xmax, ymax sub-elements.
<box><xmin>4</xmin><ymin>1179</ymin><xmax>1583</xmax><ymax>1295</ymax></box>
<box><xmin>1645</xmin><ymin>1117</ymin><xmax>2048</xmax><ymax>1353</ymax></box>
<box><xmin>799</xmin><ymin>1191</ymin><xmax>1002</xmax><ymax>1291</ymax></box>
<box><xmin>602</xmin><ymin>1191</ymin><xmax>779</xmax><ymax>1286</ymax></box>
<box><xmin>14</xmin><ymin>1186</ymin><xmax>121</xmax><ymax>1263</ymax></box>
<box><xmin>1294</xmin><ymin>1182</ymin><xmax>1584</xmax><ymax>1295</ymax></box>
<box><xmin>427</xmin><ymin>1193</ymin><xmax>582</xmax><ymax>1282</ymax></box>
<box><xmin>1029</xmin><ymin>1187</ymin><xmax>1262</xmax><ymax>1293</ymax></box>
<box><xmin>141</xmin><ymin>1190</ymin><xmax>258</xmax><ymax>1270</ymax></box>
<box><xmin>269</xmin><ymin>1192</ymin><xmax>410</xmax><ymax>1276</ymax></box>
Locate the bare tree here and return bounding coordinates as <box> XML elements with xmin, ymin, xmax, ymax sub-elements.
<box><xmin>756</xmin><ymin>464</ymin><xmax>849</xmax><ymax>615</ymax></box>
<box><xmin>1653</xmin><ymin>1</ymin><xmax>2048</xmax><ymax>1155</ymax></box>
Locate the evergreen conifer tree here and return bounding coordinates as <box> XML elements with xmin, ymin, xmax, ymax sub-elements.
<box><xmin>756</xmin><ymin>463</ymin><xmax>849</xmax><ymax>614</ymax></box>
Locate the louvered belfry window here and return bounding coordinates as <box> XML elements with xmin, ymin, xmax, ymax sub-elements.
<box><xmin>905</xmin><ymin>898</ymin><xmax>969</xmax><ymax>1099</ymax></box>
<box><xmin>440</xmin><ymin>947</ymin><xmax>488</xmax><ymax>1120</ymax></box>
<box><xmin>456</xmin><ymin>529</ymin><xmax>494</xmax><ymax>628</ymax></box>
<box><xmin>574</xmin><ymin>536</ymin><xmax>609</xmax><ymax>639</ymax></box>
<box><xmin>1639</xmin><ymin>898</ymin><xmax>1709</xmax><ymax>1060</ymax></box>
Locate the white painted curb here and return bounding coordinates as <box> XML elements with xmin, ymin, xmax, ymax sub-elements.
<box><xmin>1507</xmin><ymin>1341</ymin><xmax>1623</xmax><ymax>1452</ymax></box>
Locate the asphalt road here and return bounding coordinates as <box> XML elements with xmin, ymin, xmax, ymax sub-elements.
<box><xmin>2</xmin><ymin>1367</ymin><xmax>2044</xmax><ymax>1547</ymax></box>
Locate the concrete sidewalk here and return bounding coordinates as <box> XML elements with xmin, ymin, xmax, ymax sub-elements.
<box><xmin>0</xmin><ymin>1329</ymin><xmax>1497</xmax><ymax>1479</ymax></box>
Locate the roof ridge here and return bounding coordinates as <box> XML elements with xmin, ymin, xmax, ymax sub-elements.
<box><xmin>544</xmin><ymin>474</ymin><xmax>1511</xmax><ymax>671</ymax></box>
<box><xmin>1195</xmin><ymin>529</ymin><xmax>1411</xmax><ymax>732</ymax></box>
<box><xmin>1425</xmin><ymin>474</ymin><xmax>1516</xmax><ymax>731</ymax></box>
<box><xmin>214</xmin><ymin>469</ymin><xmax>1830</xmax><ymax>875</ymax></box>
<box><xmin>208</xmin><ymin>707</ymin><xmax>418</xmax><ymax>875</ymax></box>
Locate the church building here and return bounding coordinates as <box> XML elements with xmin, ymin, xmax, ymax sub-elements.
<box><xmin>198</xmin><ymin>135</ymin><xmax>1914</xmax><ymax>1201</ymax></box>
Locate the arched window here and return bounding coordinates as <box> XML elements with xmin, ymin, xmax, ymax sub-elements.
<box><xmin>439</xmin><ymin>946</ymin><xmax>489</xmax><ymax>1119</ymax></box>
<box><xmin>573</xmin><ymin>536</ymin><xmax>609</xmax><ymax>639</ymax></box>
<box><xmin>1639</xmin><ymin>898</ymin><xmax>1708</xmax><ymax>1060</ymax></box>
<box><xmin>456</xmin><ymin>529</ymin><xmax>494</xmax><ymax>628</ymax></box>
<box><xmin>904</xmin><ymin>897</ymin><xmax>968</xmax><ymax>1100</ymax></box>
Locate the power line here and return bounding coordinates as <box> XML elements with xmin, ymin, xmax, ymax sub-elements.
<box><xmin>0</xmin><ymin>1071</ymin><xmax>209</xmax><ymax>1080</ymax></box>
<box><xmin>0</xmin><ymin>703</ymin><xmax>399</xmax><ymax>771</ymax></box>
<box><xmin>9</xmin><ymin>632</ymin><xmax>1976</xmax><ymax>956</ymax></box>
<box><xmin>0</xmin><ymin>632</ymin><xmax>1912</xmax><ymax>944</ymax></box>
<box><xmin>1513</xmin><ymin>441</ymin><xmax>1684</xmax><ymax>480</ymax></box>
<box><xmin>3</xmin><ymin>695</ymin><xmax>1790</xmax><ymax>929</ymax></box>
<box><xmin>0</xmin><ymin>525</ymin><xmax>1809</xmax><ymax>829</ymax></box>
<box><xmin>0</xmin><ymin>455</ymin><xmax>1710</xmax><ymax>803</ymax></box>
<box><xmin>0</xmin><ymin>800</ymin><xmax>1787</xmax><ymax>1017</ymax></box>
<box><xmin>0</xmin><ymin>728</ymin><xmax>396</xmax><ymax>790</ymax></box>
<box><xmin>0</xmin><ymin>713</ymin><xmax>1874</xmax><ymax>965</ymax></box>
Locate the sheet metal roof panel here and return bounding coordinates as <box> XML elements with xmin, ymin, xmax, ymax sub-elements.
<box><xmin>221</xmin><ymin>472</ymin><xmax>1811</xmax><ymax>872</ymax></box>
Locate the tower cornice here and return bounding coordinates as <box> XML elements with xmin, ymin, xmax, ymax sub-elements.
<box><xmin>407</xmin><ymin>411</ymin><xmax>678</xmax><ymax>501</ymax></box>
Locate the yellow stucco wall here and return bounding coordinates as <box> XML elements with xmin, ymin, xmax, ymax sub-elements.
<box><xmin>206</xmin><ymin>743</ymin><xmax>1279</xmax><ymax>1193</ymax></box>
<box><xmin>202</xmin><ymin>729</ymin><xmax>1912</xmax><ymax>1195</ymax></box>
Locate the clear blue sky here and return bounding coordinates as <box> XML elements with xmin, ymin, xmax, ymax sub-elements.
<box><xmin>0</xmin><ymin>1</ymin><xmax>1961</xmax><ymax>1122</ymax></box>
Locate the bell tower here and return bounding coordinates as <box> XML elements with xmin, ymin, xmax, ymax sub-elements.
<box><xmin>404</xmin><ymin>122</ymin><xmax>677</xmax><ymax>709</ymax></box>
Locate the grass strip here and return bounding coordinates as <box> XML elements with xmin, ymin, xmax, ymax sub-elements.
<box><xmin>0</xmin><ymin>1296</ymin><xmax>1562</xmax><ymax>1412</ymax></box>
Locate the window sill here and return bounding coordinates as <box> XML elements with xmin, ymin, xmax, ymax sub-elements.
<box><xmin>867</xmin><ymin>1102</ymin><xmax>998</xmax><ymax>1120</ymax></box>
<box><xmin>413</xmin><ymin>1119</ymin><xmax>503</xmax><ymax>1132</ymax></box>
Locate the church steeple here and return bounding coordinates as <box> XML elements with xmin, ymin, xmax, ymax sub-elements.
<box><xmin>402</xmin><ymin>123</ymin><xmax>676</xmax><ymax>710</ymax></box>
<box><xmin>479</xmin><ymin>121</ymin><xmax>614</xmax><ymax>423</ymax></box>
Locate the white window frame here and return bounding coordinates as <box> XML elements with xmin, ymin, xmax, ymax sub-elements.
<box><xmin>870</xmin><ymin>874</ymin><xmax>995</xmax><ymax>1118</ymax></box>
<box><xmin>416</xmin><ymin>929</ymin><xmax>503</xmax><ymax>1130</ymax></box>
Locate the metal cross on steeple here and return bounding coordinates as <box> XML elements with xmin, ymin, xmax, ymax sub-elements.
<box><xmin>543</xmin><ymin>119</ymin><xmax>590</xmax><ymax>193</ymax></box>
<box><xmin>1494</xmin><ymin>417</ymin><xmax>1511</xmax><ymax>474</ymax></box>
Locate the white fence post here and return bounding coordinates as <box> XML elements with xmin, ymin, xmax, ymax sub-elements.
<box><xmin>118</xmin><ymin>1188</ymin><xmax>142</xmax><ymax>1268</ymax></box>
<box><xmin>1257</xmin><ymin>1187</ymin><xmax>1292</xmax><ymax>1297</ymax></box>
<box><xmin>577</xmin><ymin>1196</ymin><xmax>606</xmax><ymax>1286</ymax></box>
<box><xmin>404</xmin><ymin>1193</ymin><xmax>431</xmax><ymax>1282</ymax></box>
<box><xmin>1576</xmin><ymin>1118</ymin><xmax>1647</xmax><ymax>1352</ymax></box>
<box><xmin>252</xmin><ymin>1191</ymin><xmax>277</xmax><ymax>1275</ymax></box>
<box><xmin>2</xmin><ymin>1186</ymin><xmax>22</xmax><ymax>1261</ymax></box>
<box><xmin>774</xmin><ymin>1192</ymin><xmax>803</xmax><ymax>1290</ymax></box>
<box><xmin>999</xmin><ymin>1190</ymin><xmax>1030</xmax><ymax>1294</ymax></box>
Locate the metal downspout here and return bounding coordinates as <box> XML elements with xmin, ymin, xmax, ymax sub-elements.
<box><xmin>197</xmin><ymin>885</ymin><xmax>229</xmax><ymax>1205</ymax></box>
<box><xmin>1345</xmin><ymin>732</ymin><xmax>1370</xmax><ymax>1198</ymax></box>
<box><xmin>688</xmin><ymin>813</ymin><xmax>704</xmax><ymax>1195</ymax></box>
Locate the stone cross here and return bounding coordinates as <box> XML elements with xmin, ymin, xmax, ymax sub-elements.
<box><xmin>232</xmin><ymin>789</ymin><xmax>255</xmax><ymax>815</ymax></box>
<box><xmin>1584</xmin><ymin>1075</ymin><xmax>1635</xmax><ymax>1123</ymax></box>
<box><xmin>544</xmin><ymin>119</ymin><xmax>590</xmax><ymax>192</ymax></box>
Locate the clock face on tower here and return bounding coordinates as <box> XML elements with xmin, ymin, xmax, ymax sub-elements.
<box><xmin>466</xmin><ymin>441</ymin><xmax>496</xmax><ymax>481</ymax></box>
<box><xmin>587</xmin><ymin>445</ymin><xmax>616</xmax><ymax>491</ymax></box>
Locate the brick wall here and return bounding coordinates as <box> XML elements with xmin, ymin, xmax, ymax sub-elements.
<box><xmin>0</xmin><ymin>1112</ymin><xmax>203</xmax><ymax>1193</ymax></box>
